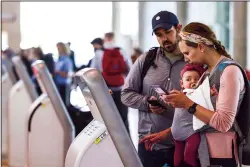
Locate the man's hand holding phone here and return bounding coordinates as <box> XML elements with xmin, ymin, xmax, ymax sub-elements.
<box><xmin>147</xmin><ymin>96</ymin><xmax>165</xmax><ymax>114</ymax></box>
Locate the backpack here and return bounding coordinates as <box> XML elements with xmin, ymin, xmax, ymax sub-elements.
<box><xmin>102</xmin><ymin>47</ymin><xmax>127</xmax><ymax>87</ymax></box>
<box><xmin>214</xmin><ymin>60</ymin><xmax>250</xmax><ymax>166</ymax></box>
<box><xmin>140</xmin><ymin>47</ymin><xmax>158</xmax><ymax>93</ymax></box>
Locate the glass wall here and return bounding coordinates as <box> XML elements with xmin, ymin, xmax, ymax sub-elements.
<box><xmin>120</xmin><ymin>2</ymin><xmax>139</xmax><ymax>41</ymax></box>
<box><xmin>187</xmin><ymin>2</ymin><xmax>231</xmax><ymax>53</ymax></box>
<box><xmin>215</xmin><ymin>2</ymin><xmax>230</xmax><ymax>51</ymax></box>
<box><xmin>140</xmin><ymin>2</ymin><xmax>177</xmax><ymax>51</ymax></box>
<box><xmin>20</xmin><ymin>2</ymin><xmax>112</xmax><ymax>66</ymax></box>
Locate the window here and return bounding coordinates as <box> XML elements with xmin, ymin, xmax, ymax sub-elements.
<box><xmin>215</xmin><ymin>2</ymin><xmax>230</xmax><ymax>50</ymax></box>
<box><xmin>120</xmin><ymin>2</ymin><xmax>139</xmax><ymax>39</ymax></box>
<box><xmin>20</xmin><ymin>2</ymin><xmax>112</xmax><ymax>66</ymax></box>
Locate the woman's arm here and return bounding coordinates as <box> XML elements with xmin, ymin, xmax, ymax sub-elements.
<box><xmin>191</xmin><ymin>65</ymin><xmax>244</xmax><ymax>132</ymax></box>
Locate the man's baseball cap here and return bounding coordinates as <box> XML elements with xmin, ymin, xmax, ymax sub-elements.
<box><xmin>152</xmin><ymin>11</ymin><xmax>179</xmax><ymax>34</ymax></box>
<box><xmin>90</xmin><ymin>38</ymin><xmax>103</xmax><ymax>45</ymax></box>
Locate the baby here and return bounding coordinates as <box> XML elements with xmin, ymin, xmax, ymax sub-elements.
<box><xmin>170</xmin><ymin>64</ymin><xmax>205</xmax><ymax>167</ymax></box>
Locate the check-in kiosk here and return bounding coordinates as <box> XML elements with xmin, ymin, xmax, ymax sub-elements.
<box><xmin>1</xmin><ymin>61</ymin><xmax>16</xmax><ymax>159</ymax></box>
<box><xmin>65</xmin><ymin>68</ymin><xmax>143</xmax><ymax>167</ymax></box>
<box><xmin>27</xmin><ymin>60</ymin><xmax>75</xmax><ymax>167</ymax></box>
<box><xmin>8</xmin><ymin>56</ymin><xmax>38</xmax><ymax>167</ymax></box>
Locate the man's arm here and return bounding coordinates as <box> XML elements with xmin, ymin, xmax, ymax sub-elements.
<box><xmin>121</xmin><ymin>53</ymin><xmax>149</xmax><ymax>111</ymax></box>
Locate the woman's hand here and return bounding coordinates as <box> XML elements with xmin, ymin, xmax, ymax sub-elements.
<box><xmin>139</xmin><ymin>128</ymin><xmax>171</xmax><ymax>151</ymax></box>
<box><xmin>162</xmin><ymin>90</ymin><xmax>193</xmax><ymax>109</ymax></box>
<box><xmin>163</xmin><ymin>90</ymin><xmax>215</xmax><ymax>125</ymax></box>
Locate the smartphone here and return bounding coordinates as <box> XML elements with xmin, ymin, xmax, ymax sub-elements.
<box><xmin>151</xmin><ymin>85</ymin><xmax>169</xmax><ymax>96</ymax></box>
<box><xmin>147</xmin><ymin>99</ymin><xmax>162</xmax><ymax>107</ymax></box>
<box><xmin>149</xmin><ymin>85</ymin><xmax>169</xmax><ymax>109</ymax></box>
<box><xmin>154</xmin><ymin>87</ymin><xmax>168</xmax><ymax>96</ymax></box>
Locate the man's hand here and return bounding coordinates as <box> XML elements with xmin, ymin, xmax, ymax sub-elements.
<box><xmin>139</xmin><ymin>128</ymin><xmax>171</xmax><ymax>151</ymax></box>
<box><xmin>148</xmin><ymin>96</ymin><xmax>164</xmax><ymax>114</ymax></box>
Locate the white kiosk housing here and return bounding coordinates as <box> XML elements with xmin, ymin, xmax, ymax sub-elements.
<box><xmin>65</xmin><ymin>68</ymin><xmax>143</xmax><ymax>167</ymax></box>
<box><xmin>8</xmin><ymin>56</ymin><xmax>38</xmax><ymax>167</ymax></box>
<box><xmin>27</xmin><ymin>60</ymin><xmax>75</xmax><ymax>167</ymax></box>
<box><xmin>1</xmin><ymin>59</ymin><xmax>17</xmax><ymax>159</ymax></box>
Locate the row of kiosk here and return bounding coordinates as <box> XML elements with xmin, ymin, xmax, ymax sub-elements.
<box><xmin>1</xmin><ymin>56</ymin><xmax>143</xmax><ymax>167</ymax></box>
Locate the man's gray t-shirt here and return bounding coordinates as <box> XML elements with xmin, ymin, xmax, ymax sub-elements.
<box><xmin>171</xmin><ymin>107</ymin><xmax>195</xmax><ymax>141</ymax></box>
<box><xmin>121</xmin><ymin>47</ymin><xmax>185</xmax><ymax>150</ymax></box>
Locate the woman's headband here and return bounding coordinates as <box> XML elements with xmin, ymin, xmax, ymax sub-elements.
<box><xmin>179</xmin><ymin>31</ymin><xmax>213</xmax><ymax>46</ymax></box>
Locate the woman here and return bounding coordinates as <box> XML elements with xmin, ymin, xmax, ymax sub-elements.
<box><xmin>54</xmin><ymin>42</ymin><xmax>73</xmax><ymax>107</ymax></box>
<box><xmin>141</xmin><ymin>22</ymin><xmax>247</xmax><ymax>167</ymax></box>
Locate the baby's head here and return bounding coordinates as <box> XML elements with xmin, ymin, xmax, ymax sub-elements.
<box><xmin>180</xmin><ymin>64</ymin><xmax>206</xmax><ymax>89</ymax></box>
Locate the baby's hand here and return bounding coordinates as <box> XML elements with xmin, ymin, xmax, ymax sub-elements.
<box><xmin>210</xmin><ymin>85</ymin><xmax>218</xmax><ymax>96</ymax></box>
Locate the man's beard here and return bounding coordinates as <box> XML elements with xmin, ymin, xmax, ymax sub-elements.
<box><xmin>161</xmin><ymin>35</ymin><xmax>180</xmax><ymax>53</ymax></box>
<box><xmin>162</xmin><ymin>40</ymin><xmax>178</xmax><ymax>53</ymax></box>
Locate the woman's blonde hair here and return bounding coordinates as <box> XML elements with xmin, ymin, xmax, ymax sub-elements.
<box><xmin>57</xmin><ymin>42</ymin><xmax>70</xmax><ymax>56</ymax></box>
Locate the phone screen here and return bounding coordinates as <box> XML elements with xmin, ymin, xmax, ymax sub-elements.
<box><xmin>151</xmin><ymin>85</ymin><xmax>168</xmax><ymax>96</ymax></box>
<box><xmin>154</xmin><ymin>87</ymin><xmax>166</xmax><ymax>95</ymax></box>
<box><xmin>147</xmin><ymin>99</ymin><xmax>162</xmax><ymax>107</ymax></box>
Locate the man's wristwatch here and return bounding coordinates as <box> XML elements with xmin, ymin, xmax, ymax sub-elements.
<box><xmin>188</xmin><ymin>102</ymin><xmax>198</xmax><ymax>114</ymax></box>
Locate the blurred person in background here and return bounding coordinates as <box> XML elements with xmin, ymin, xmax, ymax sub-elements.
<box><xmin>91</xmin><ymin>37</ymin><xmax>104</xmax><ymax>52</ymax></box>
<box><xmin>55</xmin><ymin>42</ymin><xmax>73</xmax><ymax>107</ymax></box>
<box><xmin>131</xmin><ymin>47</ymin><xmax>143</xmax><ymax>64</ymax></box>
<box><xmin>2</xmin><ymin>48</ymin><xmax>19</xmax><ymax>80</ymax></box>
<box><xmin>90</xmin><ymin>32</ymin><xmax>132</xmax><ymax>133</ymax></box>
<box><xmin>67</xmin><ymin>42</ymin><xmax>77</xmax><ymax>72</ymax></box>
<box><xmin>89</xmin><ymin>37</ymin><xmax>104</xmax><ymax>67</ymax></box>
<box><xmin>19</xmin><ymin>48</ymin><xmax>34</xmax><ymax>77</ymax></box>
<box><xmin>2</xmin><ymin>47</ymin><xmax>15</xmax><ymax>60</ymax></box>
<box><xmin>38</xmin><ymin>47</ymin><xmax>55</xmax><ymax>77</ymax></box>
<box><xmin>246</xmin><ymin>69</ymin><xmax>250</xmax><ymax>84</ymax></box>
<box><xmin>29</xmin><ymin>47</ymin><xmax>55</xmax><ymax>75</ymax></box>
<box><xmin>28</xmin><ymin>47</ymin><xmax>55</xmax><ymax>95</ymax></box>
